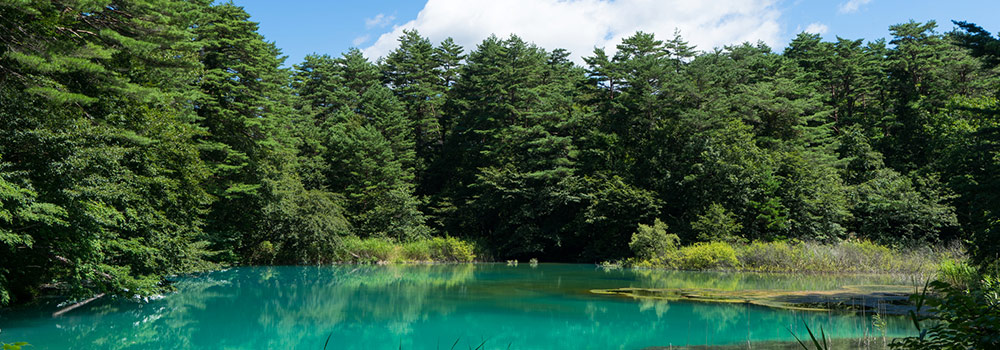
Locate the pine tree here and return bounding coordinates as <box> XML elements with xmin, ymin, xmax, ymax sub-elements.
<box><xmin>293</xmin><ymin>48</ymin><xmax>427</xmax><ymax>241</ymax></box>
<box><xmin>194</xmin><ymin>3</ymin><xmax>348</xmax><ymax>263</ymax></box>
<box><xmin>0</xmin><ymin>0</ymin><xmax>214</xmax><ymax>303</ymax></box>
<box><xmin>382</xmin><ymin>30</ymin><xmax>446</xmax><ymax>181</ymax></box>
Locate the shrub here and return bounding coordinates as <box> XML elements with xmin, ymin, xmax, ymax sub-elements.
<box><xmin>734</xmin><ymin>239</ymin><xmax>944</xmax><ymax>274</ymax></box>
<box><xmin>336</xmin><ymin>237</ymin><xmax>396</xmax><ymax>263</ymax></box>
<box><xmin>938</xmin><ymin>259</ymin><xmax>979</xmax><ymax>290</ymax></box>
<box><xmin>672</xmin><ymin>242</ymin><xmax>739</xmax><ymax>270</ymax></box>
<box><xmin>329</xmin><ymin>236</ymin><xmax>477</xmax><ymax>263</ymax></box>
<box><xmin>401</xmin><ymin>240</ymin><xmax>432</xmax><ymax>261</ymax></box>
<box><xmin>249</xmin><ymin>240</ymin><xmax>278</xmax><ymax>265</ymax></box>
<box><xmin>629</xmin><ymin>219</ymin><xmax>679</xmax><ymax>260</ymax></box>
<box><xmin>427</xmin><ymin>237</ymin><xmax>476</xmax><ymax>262</ymax></box>
<box><xmin>892</xmin><ymin>276</ymin><xmax>1000</xmax><ymax>349</ymax></box>
<box><xmin>737</xmin><ymin>240</ymin><xmax>804</xmax><ymax>271</ymax></box>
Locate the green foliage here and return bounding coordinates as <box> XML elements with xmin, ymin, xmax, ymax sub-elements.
<box><xmin>2</xmin><ymin>0</ymin><xmax>999</xmax><ymax>311</ymax></box>
<box><xmin>336</xmin><ymin>237</ymin><xmax>397</xmax><ymax>264</ymax></box>
<box><xmin>670</xmin><ymin>242</ymin><xmax>740</xmax><ymax>270</ymax></box>
<box><xmin>0</xmin><ymin>0</ymin><xmax>215</xmax><ymax>304</ymax></box>
<box><xmin>737</xmin><ymin>239</ymin><xmax>946</xmax><ymax>274</ymax></box>
<box><xmin>892</xmin><ymin>277</ymin><xmax>1000</xmax><ymax>349</ymax></box>
<box><xmin>325</xmin><ymin>123</ymin><xmax>427</xmax><ymax>241</ymax></box>
<box><xmin>425</xmin><ymin>237</ymin><xmax>477</xmax><ymax>262</ymax></box>
<box><xmin>2</xmin><ymin>342</ymin><xmax>29</xmax><ymax>350</ymax></box>
<box><xmin>334</xmin><ymin>237</ymin><xmax>477</xmax><ymax>264</ymax></box>
<box><xmin>381</xmin><ymin>30</ymin><xmax>462</xmax><ymax>184</ymax></box>
<box><xmin>937</xmin><ymin>259</ymin><xmax>980</xmax><ymax>291</ymax></box>
<box><xmin>790</xmin><ymin>321</ymin><xmax>831</xmax><ymax>350</ymax></box>
<box><xmin>849</xmin><ymin>170</ymin><xmax>959</xmax><ymax>243</ymax></box>
<box><xmin>692</xmin><ymin>203</ymin><xmax>744</xmax><ymax>243</ymax></box>
<box><xmin>636</xmin><ymin>239</ymin><xmax>951</xmax><ymax>274</ymax></box>
<box><xmin>628</xmin><ymin>219</ymin><xmax>679</xmax><ymax>260</ymax></box>
<box><xmin>571</xmin><ymin>176</ymin><xmax>660</xmax><ymax>260</ymax></box>
<box><xmin>436</xmin><ymin>34</ymin><xmax>589</xmax><ymax>259</ymax></box>
<box><xmin>293</xmin><ymin>50</ymin><xmax>428</xmax><ymax>243</ymax></box>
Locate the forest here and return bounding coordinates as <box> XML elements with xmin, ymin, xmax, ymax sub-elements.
<box><xmin>1</xmin><ymin>0</ymin><xmax>999</xmax><ymax>318</ymax></box>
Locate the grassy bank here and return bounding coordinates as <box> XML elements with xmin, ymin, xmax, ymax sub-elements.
<box><xmin>329</xmin><ymin>236</ymin><xmax>478</xmax><ymax>264</ymax></box>
<box><xmin>629</xmin><ymin>239</ymin><xmax>962</xmax><ymax>275</ymax></box>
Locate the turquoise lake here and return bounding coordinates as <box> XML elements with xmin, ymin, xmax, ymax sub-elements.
<box><xmin>0</xmin><ymin>264</ymin><xmax>917</xmax><ymax>349</ymax></box>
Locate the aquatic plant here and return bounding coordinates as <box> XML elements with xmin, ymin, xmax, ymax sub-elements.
<box><xmin>790</xmin><ymin>321</ymin><xmax>830</xmax><ymax>350</ymax></box>
<box><xmin>1</xmin><ymin>342</ymin><xmax>28</xmax><ymax>350</ymax></box>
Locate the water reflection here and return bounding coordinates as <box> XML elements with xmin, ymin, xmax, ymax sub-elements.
<box><xmin>0</xmin><ymin>264</ymin><xmax>915</xmax><ymax>350</ymax></box>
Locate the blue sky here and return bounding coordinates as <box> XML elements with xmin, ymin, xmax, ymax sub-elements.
<box><xmin>228</xmin><ymin>0</ymin><xmax>1000</xmax><ymax>66</ymax></box>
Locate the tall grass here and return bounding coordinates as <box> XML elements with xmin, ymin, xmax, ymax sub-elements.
<box><xmin>633</xmin><ymin>239</ymin><xmax>961</xmax><ymax>275</ymax></box>
<box><xmin>936</xmin><ymin>259</ymin><xmax>979</xmax><ymax>290</ymax></box>
<box><xmin>737</xmin><ymin>240</ymin><xmax>952</xmax><ymax>275</ymax></box>
<box><xmin>334</xmin><ymin>237</ymin><xmax>477</xmax><ymax>264</ymax></box>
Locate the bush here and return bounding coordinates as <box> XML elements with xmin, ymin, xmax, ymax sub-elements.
<box><xmin>251</xmin><ymin>241</ymin><xmax>279</xmax><ymax>264</ymax></box>
<box><xmin>336</xmin><ymin>237</ymin><xmax>396</xmax><ymax>263</ymax></box>
<box><xmin>734</xmin><ymin>239</ymin><xmax>945</xmax><ymax>274</ymax></box>
<box><xmin>401</xmin><ymin>240</ymin><xmax>432</xmax><ymax>261</ymax></box>
<box><xmin>334</xmin><ymin>236</ymin><xmax>476</xmax><ymax>263</ymax></box>
<box><xmin>637</xmin><ymin>239</ymin><xmax>952</xmax><ymax>274</ymax></box>
<box><xmin>938</xmin><ymin>259</ymin><xmax>979</xmax><ymax>290</ymax></box>
<box><xmin>427</xmin><ymin>237</ymin><xmax>476</xmax><ymax>262</ymax></box>
<box><xmin>629</xmin><ymin>219</ymin><xmax>680</xmax><ymax>260</ymax></box>
<box><xmin>672</xmin><ymin>242</ymin><xmax>739</xmax><ymax>270</ymax></box>
<box><xmin>737</xmin><ymin>240</ymin><xmax>803</xmax><ymax>271</ymax></box>
<box><xmin>892</xmin><ymin>276</ymin><xmax>1000</xmax><ymax>349</ymax></box>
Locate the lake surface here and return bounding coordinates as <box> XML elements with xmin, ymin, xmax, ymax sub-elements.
<box><xmin>0</xmin><ymin>264</ymin><xmax>917</xmax><ymax>349</ymax></box>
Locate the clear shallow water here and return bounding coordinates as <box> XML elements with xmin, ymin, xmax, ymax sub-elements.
<box><xmin>0</xmin><ymin>264</ymin><xmax>917</xmax><ymax>349</ymax></box>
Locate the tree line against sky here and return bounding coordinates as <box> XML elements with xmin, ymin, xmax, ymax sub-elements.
<box><xmin>1</xmin><ymin>0</ymin><xmax>999</xmax><ymax>304</ymax></box>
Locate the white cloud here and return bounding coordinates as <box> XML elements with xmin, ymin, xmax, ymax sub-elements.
<box><xmin>353</xmin><ymin>35</ymin><xmax>371</xmax><ymax>46</ymax></box>
<box><xmin>365</xmin><ymin>13</ymin><xmax>396</xmax><ymax>29</ymax></box>
<box><xmin>838</xmin><ymin>0</ymin><xmax>872</xmax><ymax>14</ymax></box>
<box><xmin>362</xmin><ymin>0</ymin><xmax>783</xmax><ymax>64</ymax></box>
<box><xmin>804</xmin><ymin>22</ymin><xmax>829</xmax><ymax>35</ymax></box>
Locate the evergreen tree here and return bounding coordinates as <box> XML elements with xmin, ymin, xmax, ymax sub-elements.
<box><xmin>0</xmin><ymin>0</ymin><xmax>214</xmax><ymax>303</ymax></box>
<box><xmin>293</xmin><ymin>49</ymin><xmax>427</xmax><ymax>241</ymax></box>
<box><xmin>382</xmin><ymin>30</ymin><xmax>447</xmax><ymax>182</ymax></box>
<box><xmin>194</xmin><ymin>3</ymin><xmax>348</xmax><ymax>263</ymax></box>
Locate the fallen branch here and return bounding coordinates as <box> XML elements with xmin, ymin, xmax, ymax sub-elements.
<box><xmin>52</xmin><ymin>293</ymin><xmax>104</xmax><ymax>317</ymax></box>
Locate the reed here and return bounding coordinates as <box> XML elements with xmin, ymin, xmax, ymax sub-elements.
<box><xmin>632</xmin><ymin>239</ymin><xmax>961</xmax><ymax>275</ymax></box>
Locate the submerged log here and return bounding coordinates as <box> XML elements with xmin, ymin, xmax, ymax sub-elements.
<box><xmin>52</xmin><ymin>293</ymin><xmax>105</xmax><ymax>317</ymax></box>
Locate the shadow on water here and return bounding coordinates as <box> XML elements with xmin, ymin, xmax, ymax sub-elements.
<box><xmin>0</xmin><ymin>264</ymin><xmax>916</xmax><ymax>350</ymax></box>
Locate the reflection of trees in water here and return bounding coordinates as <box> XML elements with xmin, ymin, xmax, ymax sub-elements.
<box><xmin>621</xmin><ymin>269</ymin><xmax>918</xmax><ymax>344</ymax></box>
<box><xmin>3</xmin><ymin>266</ymin><xmax>919</xmax><ymax>349</ymax></box>
<box><xmin>18</xmin><ymin>265</ymin><xmax>476</xmax><ymax>350</ymax></box>
<box><xmin>260</xmin><ymin>264</ymin><xmax>476</xmax><ymax>343</ymax></box>
<box><xmin>637</xmin><ymin>298</ymin><xmax>671</xmax><ymax>317</ymax></box>
<box><xmin>23</xmin><ymin>275</ymin><xmax>234</xmax><ymax>350</ymax></box>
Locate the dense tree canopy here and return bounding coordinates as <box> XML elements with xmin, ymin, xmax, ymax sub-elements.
<box><xmin>1</xmin><ymin>1</ymin><xmax>998</xmax><ymax>304</ymax></box>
